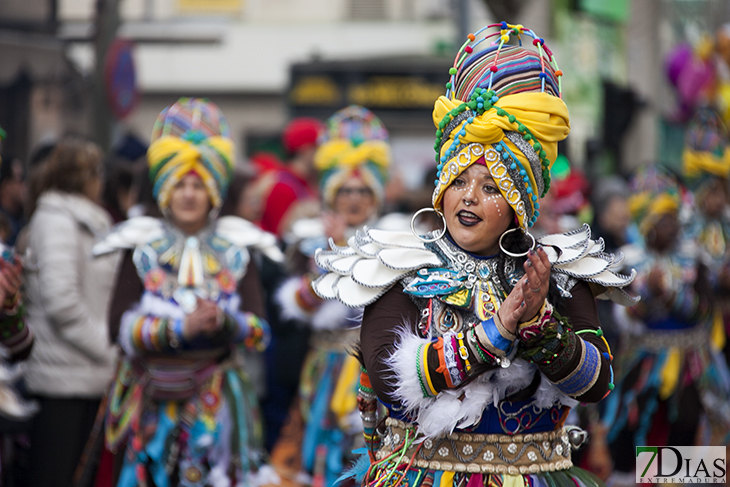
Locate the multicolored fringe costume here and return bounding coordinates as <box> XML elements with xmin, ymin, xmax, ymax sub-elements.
<box><xmin>314</xmin><ymin>225</ymin><xmax>633</xmax><ymax>487</ymax></box>
<box><xmin>0</xmin><ymin>262</ymin><xmax>37</xmax><ymax>419</ymax></box>
<box><xmin>94</xmin><ymin>98</ymin><xmax>284</xmax><ymax>487</ymax></box>
<box><xmin>682</xmin><ymin>107</ymin><xmax>730</xmax><ymax>271</ymax></box>
<box><xmin>312</xmin><ymin>23</ymin><xmax>636</xmax><ymax>487</ymax></box>
<box><xmin>681</xmin><ymin>108</ymin><xmax>730</xmax><ymax>370</ymax></box>
<box><xmin>603</xmin><ymin>166</ymin><xmax>730</xmax><ymax>477</ymax></box>
<box><xmin>0</xmin><ymin>283</ymin><xmax>33</xmax><ymax>365</ymax></box>
<box><xmin>275</xmin><ymin>105</ymin><xmax>395</xmax><ymax>487</ymax></box>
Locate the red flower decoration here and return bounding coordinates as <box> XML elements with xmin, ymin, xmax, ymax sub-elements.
<box><xmin>201</xmin><ymin>391</ymin><xmax>219</xmax><ymax>409</ymax></box>
<box><xmin>144</xmin><ymin>268</ymin><xmax>166</xmax><ymax>293</ymax></box>
<box><xmin>216</xmin><ymin>269</ymin><xmax>236</xmax><ymax>294</ymax></box>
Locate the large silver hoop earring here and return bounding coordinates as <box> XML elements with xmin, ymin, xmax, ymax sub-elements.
<box><xmin>410</xmin><ymin>207</ymin><xmax>447</xmax><ymax>243</ymax></box>
<box><xmin>499</xmin><ymin>227</ymin><xmax>536</xmax><ymax>258</ymax></box>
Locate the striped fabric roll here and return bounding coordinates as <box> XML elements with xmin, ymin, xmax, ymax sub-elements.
<box><xmin>151</xmin><ymin>97</ymin><xmax>230</xmax><ymax>140</ymax></box>
<box><xmin>454</xmin><ymin>45</ymin><xmax>560</xmax><ymax>100</ymax></box>
<box><xmin>319</xmin><ymin>105</ymin><xmax>388</xmax><ymax>144</ymax></box>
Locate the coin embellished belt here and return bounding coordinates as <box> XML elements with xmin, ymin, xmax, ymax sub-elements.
<box><xmin>376</xmin><ymin>417</ymin><xmax>573</xmax><ymax>475</ymax></box>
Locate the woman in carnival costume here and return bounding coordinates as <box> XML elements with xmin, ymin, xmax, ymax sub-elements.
<box><xmin>94</xmin><ymin>98</ymin><xmax>283</xmax><ymax>487</ymax></box>
<box><xmin>275</xmin><ymin>105</ymin><xmax>400</xmax><ymax>487</ymax></box>
<box><xmin>681</xmin><ymin>108</ymin><xmax>730</xmax><ymax>364</ymax></box>
<box><xmin>682</xmin><ymin>108</ymin><xmax>730</xmax><ymax>268</ymax></box>
<box><xmin>312</xmin><ymin>23</ymin><xmax>636</xmax><ymax>487</ymax></box>
<box><xmin>601</xmin><ymin>165</ymin><xmax>730</xmax><ymax>485</ymax></box>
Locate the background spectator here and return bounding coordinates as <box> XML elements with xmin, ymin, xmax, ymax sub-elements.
<box><xmin>22</xmin><ymin>137</ymin><xmax>120</xmax><ymax>487</ymax></box>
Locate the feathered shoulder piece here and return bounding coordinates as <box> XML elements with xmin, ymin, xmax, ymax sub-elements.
<box><xmin>312</xmin><ymin>228</ymin><xmax>441</xmax><ymax>307</ymax></box>
<box><xmin>215</xmin><ymin>216</ymin><xmax>284</xmax><ymax>263</ymax></box>
<box><xmin>92</xmin><ymin>215</ymin><xmax>284</xmax><ymax>263</ymax></box>
<box><xmin>538</xmin><ymin>224</ymin><xmax>637</xmax><ymax>306</ymax></box>
<box><xmin>92</xmin><ymin>216</ymin><xmax>165</xmax><ymax>256</ymax></box>
<box><xmin>312</xmin><ymin>224</ymin><xmax>636</xmax><ymax>308</ymax></box>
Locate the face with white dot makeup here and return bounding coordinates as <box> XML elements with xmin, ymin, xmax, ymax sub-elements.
<box><xmin>442</xmin><ymin>163</ymin><xmax>515</xmax><ymax>256</ymax></box>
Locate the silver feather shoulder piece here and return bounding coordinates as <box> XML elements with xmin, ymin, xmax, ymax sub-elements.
<box><xmin>92</xmin><ymin>216</ymin><xmax>165</xmax><ymax>256</ymax></box>
<box><xmin>538</xmin><ymin>224</ymin><xmax>638</xmax><ymax>306</ymax></box>
<box><xmin>215</xmin><ymin>216</ymin><xmax>284</xmax><ymax>263</ymax></box>
<box><xmin>312</xmin><ymin>227</ymin><xmax>443</xmax><ymax>308</ymax></box>
<box><xmin>313</xmin><ymin>224</ymin><xmax>637</xmax><ymax>308</ymax></box>
<box><xmin>92</xmin><ymin>216</ymin><xmax>284</xmax><ymax>263</ymax></box>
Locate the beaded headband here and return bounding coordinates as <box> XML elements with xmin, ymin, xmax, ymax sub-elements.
<box><xmin>431</xmin><ymin>22</ymin><xmax>570</xmax><ymax>230</ymax></box>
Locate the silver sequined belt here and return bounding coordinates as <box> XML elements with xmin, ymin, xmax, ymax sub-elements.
<box><xmin>377</xmin><ymin>418</ymin><xmax>573</xmax><ymax>475</ymax></box>
<box><xmin>628</xmin><ymin>325</ymin><xmax>709</xmax><ymax>352</ymax></box>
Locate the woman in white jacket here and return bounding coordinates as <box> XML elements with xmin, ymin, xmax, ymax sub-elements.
<box><xmin>22</xmin><ymin>137</ymin><xmax>120</xmax><ymax>487</ymax></box>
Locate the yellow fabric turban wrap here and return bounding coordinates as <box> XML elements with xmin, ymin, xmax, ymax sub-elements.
<box><xmin>681</xmin><ymin>107</ymin><xmax>730</xmax><ymax>192</ymax></box>
<box><xmin>314</xmin><ymin>139</ymin><xmax>390</xmax><ymax>173</ymax></box>
<box><xmin>683</xmin><ymin>147</ymin><xmax>730</xmax><ymax>179</ymax></box>
<box><xmin>148</xmin><ymin>134</ymin><xmax>234</xmax><ymax>210</ymax></box>
<box><xmin>314</xmin><ymin>106</ymin><xmax>391</xmax><ymax>208</ymax></box>
<box><xmin>628</xmin><ymin>192</ymin><xmax>680</xmax><ymax>237</ymax></box>
<box><xmin>432</xmin><ymin>92</ymin><xmax>570</xmax><ymax>230</ymax></box>
<box><xmin>147</xmin><ymin>98</ymin><xmax>235</xmax><ymax>212</ymax></box>
<box><xmin>627</xmin><ymin>166</ymin><xmax>681</xmax><ymax>237</ymax></box>
<box><xmin>314</xmin><ymin>139</ymin><xmax>391</xmax><ymax>207</ymax></box>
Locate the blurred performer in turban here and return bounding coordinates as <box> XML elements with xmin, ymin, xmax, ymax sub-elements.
<box><xmin>683</xmin><ymin>108</ymin><xmax>730</xmax><ymax>267</ymax></box>
<box><xmin>273</xmin><ymin>105</ymin><xmax>405</xmax><ymax>487</ymax></box>
<box><xmin>602</xmin><ymin>165</ymin><xmax>730</xmax><ymax>485</ymax></box>
<box><xmin>94</xmin><ymin>98</ymin><xmax>283</xmax><ymax>487</ymax></box>
<box><xmin>682</xmin><ymin>106</ymin><xmax>730</xmax><ymax>377</ymax></box>
<box><xmin>312</xmin><ymin>23</ymin><xmax>636</xmax><ymax>487</ymax></box>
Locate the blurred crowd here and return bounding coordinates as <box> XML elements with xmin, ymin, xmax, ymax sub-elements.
<box><xmin>0</xmin><ymin>24</ymin><xmax>729</xmax><ymax>487</ymax></box>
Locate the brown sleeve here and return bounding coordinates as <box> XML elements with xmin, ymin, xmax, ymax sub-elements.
<box><xmin>237</xmin><ymin>256</ymin><xmax>266</xmax><ymax>318</ymax></box>
<box><xmin>361</xmin><ymin>284</ymin><xmax>421</xmax><ymax>405</ymax></box>
<box><xmin>547</xmin><ymin>280</ymin><xmax>611</xmax><ymax>403</ymax></box>
<box><xmin>107</xmin><ymin>250</ymin><xmax>144</xmax><ymax>344</ymax></box>
<box><xmin>362</xmin><ymin>285</ymin><xmax>503</xmax><ymax>405</ymax></box>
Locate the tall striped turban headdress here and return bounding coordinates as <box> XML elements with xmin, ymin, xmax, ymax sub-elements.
<box><xmin>682</xmin><ymin>107</ymin><xmax>730</xmax><ymax>191</ymax></box>
<box><xmin>314</xmin><ymin>105</ymin><xmax>391</xmax><ymax>208</ymax></box>
<box><xmin>147</xmin><ymin>98</ymin><xmax>234</xmax><ymax>211</ymax></box>
<box><xmin>628</xmin><ymin>165</ymin><xmax>682</xmax><ymax>237</ymax></box>
<box><xmin>432</xmin><ymin>22</ymin><xmax>570</xmax><ymax>231</ymax></box>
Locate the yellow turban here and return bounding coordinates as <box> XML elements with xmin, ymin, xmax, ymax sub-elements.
<box><xmin>681</xmin><ymin>108</ymin><xmax>730</xmax><ymax>192</ymax></box>
<box><xmin>147</xmin><ymin>98</ymin><xmax>235</xmax><ymax>211</ymax></box>
<box><xmin>683</xmin><ymin>148</ymin><xmax>730</xmax><ymax>180</ymax></box>
<box><xmin>429</xmin><ymin>31</ymin><xmax>570</xmax><ymax>230</ymax></box>
<box><xmin>148</xmin><ymin>135</ymin><xmax>234</xmax><ymax>210</ymax></box>
<box><xmin>627</xmin><ymin>166</ymin><xmax>681</xmax><ymax>236</ymax></box>
<box><xmin>432</xmin><ymin>91</ymin><xmax>570</xmax><ymax>230</ymax></box>
<box><xmin>314</xmin><ymin>106</ymin><xmax>391</xmax><ymax>207</ymax></box>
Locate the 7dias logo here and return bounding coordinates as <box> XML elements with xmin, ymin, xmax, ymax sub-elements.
<box><xmin>637</xmin><ymin>447</ymin><xmax>726</xmax><ymax>483</ymax></box>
